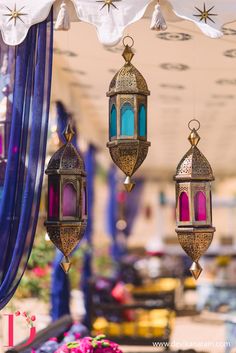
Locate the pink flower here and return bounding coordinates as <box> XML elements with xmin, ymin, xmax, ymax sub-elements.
<box><xmin>15</xmin><ymin>311</ymin><xmax>20</xmax><ymax>317</ymax></box>
<box><xmin>32</xmin><ymin>267</ymin><xmax>47</xmax><ymax>277</ymax></box>
<box><xmin>49</xmin><ymin>337</ymin><xmax>58</xmax><ymax>342</ymax></box>
<box><xmin>31</xmin><ymin>315</ymin><xmax>36</xmax><ymax>322</ymax></box>
<box><xmin>22</xmin><ymin>312</ymin><xmax>27</xmax><ymax>317</ymax></box>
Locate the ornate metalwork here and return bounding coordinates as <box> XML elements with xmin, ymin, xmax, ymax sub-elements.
<box><xmin>46</xmin><ymin>223</ymin><xmax>87</xmax><ymax>257</ymax></box>
<box><xmin>107</xmin><ymin>36</ymin><xmax>151</xmax><ymax>191</ymax></box>
<box><xmin>45</xmin><ymin>124</ymin><xmax>87</xmax><ymax>273</ymax></box>
<box><xmin>107</xmin><ymin>140</ymin><xmax>150</xmax><ymax>177</ymax></box>
<box><xmin>174</xmin><ymin>120</ymin><xmax>215</xmax><ymax>280</ymax></box>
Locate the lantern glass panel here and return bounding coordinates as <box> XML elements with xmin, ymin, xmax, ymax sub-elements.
<box><xmin>49</xmin><ymin>177</ymin><xmax>59</xmax><ymax>219</ymax></box>
<box><xmin>121</xmin><ymin>103</ymin><xmax>134</xmax><ymax>136</ymax></box>
<box><xmin>179</xmin><ymin>191</ymin><xmax>190</xmax><ymax>221</ymax></box>
<box><xmin>82</xmin><ymin>186</ymin><xmax>87</xmax><ymax>217</ymax></box>
<box><xmin>63</xmin><ymin>183</ymin><xmax>77</xmax><ymax>217</ymax></box>
<box><xmin>110</xmin><ymin>105</ymin><xmax>117</xmax><ymax>138</ymax></box>
<box><xmin>138</xmin><ymin>104</ymin><xmax>146</xmax><ymax>137</ymax></box>
<box><xmin>194</xmin><ymin>191</ymin><xmax>207</xmax><ymax>221</ymax></box>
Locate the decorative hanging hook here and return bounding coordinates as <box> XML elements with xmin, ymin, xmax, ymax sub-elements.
<box><xmin>188</xmin><ymin>118</ymin><xmax>201</xmax><ymax>132</ymax></box>
<box><xmin>122</xmin><ymin>35</ymin><xmax>134</xmax><ymax>48</ymax></box>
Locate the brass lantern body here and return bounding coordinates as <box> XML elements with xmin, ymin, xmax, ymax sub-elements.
<box><xmin>174</xmin><ymin>121</ymin><xmax>215</xmax><ymax>280</ymax></box>
<box><xmin>45</xmin><ymin>125</ymin><xmax>87</xmax><ymax>273</ymax></box>
<box><xmin>107</xmin><ymin>38</ymin><xmax>151</xmax><ymax>192</ymax></box>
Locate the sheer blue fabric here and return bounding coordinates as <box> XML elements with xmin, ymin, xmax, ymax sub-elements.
<box><xmin>0</xmin><ymin>15</ymin><xmax>53</xmax><ymax>309</ymax></box>
<box><xmin>81</xmin><ymin>144</ymin><xmax>96</xmax><ymax>329</ymax></box>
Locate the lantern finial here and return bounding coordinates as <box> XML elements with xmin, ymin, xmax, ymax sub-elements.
<box><xmin>190</xmin><ymin>261</ymin><xmax>202</xmax><ymax>280</ymax></box>
<box><xmin>64</xmin><ymin>123</ymin><xmax>75</xmax><ymax>143</ymax></box>
<box><xmin>124</xmin><ymin>176</ymin><xmax>135</xmax><ymax>192</ymax></box>
<box><xmin>61</xmin><ymin>256</ymin><xmax>72</xmax><ymax>274</ymax></box>
<box><xmin>122</xmin><ymin>36</ymin><xmax>135</xmax><ymax>63</ymax></box>
<box><xmin>188</xmin><ymin>119</ymin><xmax>201</xmax><ymax>146</ymax></box>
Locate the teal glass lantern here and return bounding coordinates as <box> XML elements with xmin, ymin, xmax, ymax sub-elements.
<box><xmin>107</xmin><ymin>36</ymin><xmax>151</xmax><ymax>192</ymax></box>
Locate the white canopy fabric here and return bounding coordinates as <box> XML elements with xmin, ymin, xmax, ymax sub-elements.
<box><xmin>0</xmin><ymin>0</ymin><xmax>236</xmax><ymax>46</ymax></box>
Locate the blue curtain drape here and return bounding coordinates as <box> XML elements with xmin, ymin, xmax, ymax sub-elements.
<box><xmin>0</xmin><ymin>15</ymin><xmax>53</xmax><ymax>309</ymax></box>
<box><xmin>123</xmin><ymin>179</ymin><xmax>144</xmax><ymax>237</ymax></box>
<box><xmin>107</xmin><ymin>166</ymin><xmax>124</xmax><ymax>261</ymax></box>
<box><xmin>51</xmin><ymin>249</ymin><xmax>71</xmax><ymax>321</ymax></box>
<box><xmin>51</xmin><ymin>101</ymin><xmax>71</xmax><ymax>321</ymax></box>
<box><xmin>107</xmin><ymin>168</ymin><xmax>144</xmax><ymax>261</ymax></box>
<box><xmin>81</xmin><ymin>144</ymin><xmax>96</xmax><ymax>329</ymax></box>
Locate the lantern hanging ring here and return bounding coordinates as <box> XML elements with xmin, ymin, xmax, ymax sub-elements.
<box><xmin>188</xmin><ymin>119</ymin><xmax>200</xmax><ymax>132</ymax></box>
<box><xmin>122</xmin><ymin>35</ymin><xmax>134</xmax><ymax>48</ymax></box>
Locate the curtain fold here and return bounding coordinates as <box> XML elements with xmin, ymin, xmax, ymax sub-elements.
<box><xmin>107</xmin><ymin>166</ymin><xmax>125</xmax><ymax>262</ymax></box>
<box><xmin>107</xmin><ymin>168</ymin><xmax>144</xmax><ymax>261</ymax></box>
<box><xmin>0</xmin><ymin>15</ymin><xmax>53</xmax><ymax>309</ymax></box>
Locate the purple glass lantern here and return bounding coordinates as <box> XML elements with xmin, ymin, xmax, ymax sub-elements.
<box><xmin>45</xmin><ymin>124</ymin><xmax>87</xmax><ymax>273</ymax></box>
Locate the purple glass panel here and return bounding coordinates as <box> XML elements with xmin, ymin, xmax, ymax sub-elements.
<box><xmin>0</xmin><ymin>134</ymin><xmax>3</xmax><ymax>157</ymax></box>
<box><xmin>63</xmin><ymin>183</ymin><xmax>77</xmax><ymax>217</ymax></box>
<box><xmin>82</xmin><ymin>187</ymin><xmax>87</xmax><ymax>217</ymax></box>
<box><xmin>179</xmin><ymin>192</ymin><xmax>190</xmax><ymax>222</ymax></box>
<box><xmin>49</xmin><ymin>178</ymin><xmax>59</xmax><ymax>218</ymax></box>
<box><xmin>195</xmin><ymin>191</ymin><xmax>207</xmax><ymax>221</ymax></box>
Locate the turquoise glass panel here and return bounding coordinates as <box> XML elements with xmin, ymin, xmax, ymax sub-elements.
<box><xmin>121</xmin><ymin>103</ymin><xmax>134</xmax><ymax>136</ymax></box>
<box><xmin>139</xmin><ymin>104</ymin><xmax>146</xmax><ymax>137</ymax></box>
<box><xmin>110</xmin><ymin>105</ymin><xmax>117</xmax><ymax>138</ymax></box>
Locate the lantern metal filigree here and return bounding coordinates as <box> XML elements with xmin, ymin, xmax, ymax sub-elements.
<box><xmin>174</xmin><ymin>119</ymin><xmax>215</xmax><ymax>280</ymax></box>
<box><xmin>107</xmin><ymin>36</ymin><xmax>151</xmax><ymax>192</ymax></box>
<box><xmin>45</xmin><ymin>124</ymin><xmax>87</xmax><ymax>273</ymax></box>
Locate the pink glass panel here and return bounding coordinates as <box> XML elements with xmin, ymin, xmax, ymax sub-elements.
<box><xmin>49</xmin><ymin>178</ymin><xmax>59</xmax><ymax>218</ymax></box>
<box><xmin>82</xmin><ymin>187</ymin><xmax>87</xmax><ymax>217</ymax></box>
<box><xmin>195</xmin><ymin>191</ymin><xmax>207</xmax><ymax>221</ymax></box>
<box><xmin>179</xmin><ymin>192</ymin><xmax>190</xmax><ymax>222</ymax></box>
<box><xmin>63</xmin><ymin>183</ymin><xmax>77</xmax><ymax>217</ymax></box>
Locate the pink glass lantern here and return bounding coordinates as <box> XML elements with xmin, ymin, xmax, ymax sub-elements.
<box><xmin>174</xmin><ymin>119</ymin><xmax>215</xmax><ymax>280</ymax></box>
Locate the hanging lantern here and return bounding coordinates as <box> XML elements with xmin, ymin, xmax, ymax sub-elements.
<box><xmin>44</xmin><ymin>124</ymin><xmax>87</xmax><ymax>273</ymax></box>
<box><xmin>174</xmin><ymin>119</ymin><xmax>215</xmax><ymax>280</ymax></box>
<box><xmin>107</xmin><ymin>36</ymin><xmax>151</xmax><ymax>192</ymax></box>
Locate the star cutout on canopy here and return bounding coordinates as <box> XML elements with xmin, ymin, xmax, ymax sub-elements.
<box><xmin>96</xmin><ymin>0</ymin><xmax>122</xmax><ymax>12</ymax></box>
<box><xmin>4</xmin><ymin>4</ymin><xmax>28</xmax><ymax>26</ymax></box>
<box><xmin>193</xmin><ymin>3</ymin><xmax>218</xmax><ymax>24</ymax></box>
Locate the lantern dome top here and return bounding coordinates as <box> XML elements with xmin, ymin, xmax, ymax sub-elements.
<box><xmin>107</xmin><ymin>64</ymin><xmax>150</xmax><ymax>97</ymax></box>
<box><xmin>107</xmin><ymin>38</ymin><xmax>150</xmax><ymax>97</ymax></box>
<box><xmin>46</xmin><ymin>125</ymin><xmax>85</xmax><ymax>176</ymax></box>
<box><xmin>175</xmin><ymin>146</ymin><xmax>214</xmax><ymax>181</ymax></box>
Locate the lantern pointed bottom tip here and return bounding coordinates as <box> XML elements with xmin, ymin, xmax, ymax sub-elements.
<box><xmin>190</xmin><ymin>261</ymin><xmax>202</xmax><ymax>280</ymax></box>
<box><xmin>60</xmin><ymin>258</ymin><xmax>71</xmax><ymax>273</ymax></box>
<box><xmin>124</xmin><ymin>176</ymin><xmax>135</xmax><ymax>192</ymax></box>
